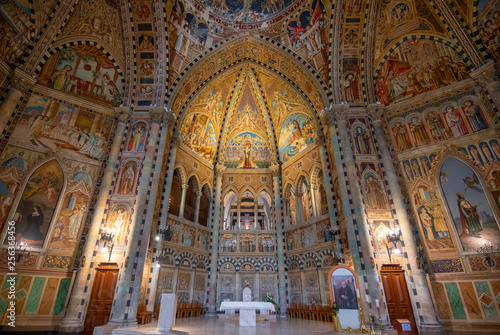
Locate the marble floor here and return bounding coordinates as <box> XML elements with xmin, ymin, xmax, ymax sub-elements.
<box><xmin>111</xmin><ymin>317</ymin><xmax>360</xmax><ymax>335</ymax></box>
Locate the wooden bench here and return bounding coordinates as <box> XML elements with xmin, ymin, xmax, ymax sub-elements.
<box><xmin>137</xmin><ymin>304</ymin><xmax>153</xmax><ymax>324</ymax></box>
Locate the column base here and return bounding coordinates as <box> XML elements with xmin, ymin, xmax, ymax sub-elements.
<box><xmin>418</xmin><ymin>323</ymin><xmax>445</xmax><ymax>335</ymax></box>
<box><xmin>107</xmin><ymin>319</ymin><xmax>138</xmax><ymax>328</ymax></box>
<box><xmin>57</xmin><ymin>318</ymin><xmax>84</xmax><ymax>333</ymax></box>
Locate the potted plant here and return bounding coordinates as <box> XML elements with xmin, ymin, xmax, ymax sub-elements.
<box><xmin>331</xmin><ymin>302</ymin><xmax>341</xmax><ymax>330</ymax></box>
<box><xmin>264</xmin><ymin>293</ymin><xmax>278</xmax><ymax>314</ymax></box>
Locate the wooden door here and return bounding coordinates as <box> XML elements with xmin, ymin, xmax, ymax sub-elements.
<box><xmin>380</xmin><ymin>264</ymin><xmax>418</xmax><ymax>335</ymax></box>
<box><xmin>83</xmin><ymin>263</ymin><xmax>119</xmax><ymax>335</ymax></box>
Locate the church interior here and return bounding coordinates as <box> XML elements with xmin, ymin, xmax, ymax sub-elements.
<box><xmin>0</xmin><ymin>0</ymin><xmax>500</xmax><ymax>334</ymax></box>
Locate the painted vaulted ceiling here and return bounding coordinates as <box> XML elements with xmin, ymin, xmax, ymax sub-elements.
<box><xmin>0</xmin><ymin>0</ymin><xmax>496</xmax><ymax>164</ymax></box>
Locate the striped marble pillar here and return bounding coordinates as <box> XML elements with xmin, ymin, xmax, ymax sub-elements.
<box><xmin>0</xmin><ymin>68</ymin><xmax>36</xmax><ymax>135</ymax></box>
<box><xmin>271</xmin><ymin>164</ymin><xmax>287</xmax><ymax>317</ymax></box>
<box><xmin>322</xmin><ymin>105</ymin><xmax>381</xmax><ymax>323</ymax></box>
<box><xmin>108</xmin><ymin>107</ymin><xmax>165</xmax><ymax>326</ymax></box>
<box><xmin>58</xmin><ymin>107</ymin><xmax>131</xmax><ymax>332</ymax></box>
<box><xmin>206</xmin><ymin>164</ymin><xmax>225</xmax><ymax>315</ymax></box>
<box><xmin>368</xmin><ymin>105</ymin><xmax>442</xmax><ymax>333</ymax></box>
<box><xmin>315</xmin><ymin>133</ymin><xmax>342</xmax><ymax>258</ymax></box>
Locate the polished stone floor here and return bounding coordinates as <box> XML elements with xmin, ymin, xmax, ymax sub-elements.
<box><xmin>111</xmin><ymin>316</ymin><xmax>359</xmax><ymax>335</ymax></box>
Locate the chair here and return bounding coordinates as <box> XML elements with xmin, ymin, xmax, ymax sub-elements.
<box><xmin>296</xmin><ymin>304</ymin><xmax>305</xmax><ymax>319</ymax></box>
<box><xmin>154</xmin><ymin>303</ymin><xmax>160</xmax><ymax>320</ymax></box>
<box><xmin>136</xmin><ymin>304</ymin><xmax>153</xmax><ymax>324</ymax></box>
<box><xmin>287</xmin><ymin>304</ymin><xmax>295</xmax><ymax>318</ymax></box>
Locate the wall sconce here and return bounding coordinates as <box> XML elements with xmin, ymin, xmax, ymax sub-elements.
<box><xmin>476</xmin><ymin>241</ymin><xmax>500</xmax><ymax>268</ymax></box>
<box><xmin>154</xmin><ymin>249</ymin><xmax>171</xmax><ymax>268</ymax></box>
<box><xmin>100</xmin><ymin>229</ymin><xmax>115</xmax><ymax>262</ymax></box>
<box><xmin>15</xmin><ymin>242</ymin><xmax>31</xmax><ymax>262</ymax></box>
<box><xmin>385</xmin><ymin>228</ymin><xmax>402</xmax><ymax>263</ymax></box>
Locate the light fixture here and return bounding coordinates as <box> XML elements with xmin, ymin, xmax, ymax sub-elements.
<box><xmin>100</xmin><ymin>229</ymin><xmax>115</xmax><ymax>262</ymax></box>
<box><xmin>385</xmin><ymin>228</ymin><xmax>402</xmax><ymax>263</ymax></box>
<box><xmin>476</xmin><ymin>240</ymin><xmax>499</xmax><ymax>268</ymax></box>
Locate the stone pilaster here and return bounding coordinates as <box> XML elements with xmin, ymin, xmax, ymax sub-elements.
<box><xmin>270</xmin><ymin>163</ymin><xmax>287</xmax><ymax>316</ymax></box>
<box><xmin>108</xmin><ymin>108</ymin><xmax>164</xmax><ymax>326</ymax></box>
<box><xmin>178</xmin><ymin>183</ymin><xmax>188</xmax><ymax>218</ymax></box>
<box><xmin>367</xmin><ymin>104</ymin><xmax>442</xmax><ymax>333</ymax></box>
<box><xmin>206</xmin><ymin>164</ymin><xmax>225</xmax><ymax>315</ymax></box>
<box><xmin>58</xmin><ymin>107</ymin><xmax>132</xmax><ymax>332</ymax></box>
<box><xmin>0</xmin><ymin>68</ymin><xmax>36</xmax><ymax>134</ymax></box>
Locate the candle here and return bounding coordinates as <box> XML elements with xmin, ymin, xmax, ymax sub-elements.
<box><xmin>356</xmin><ymin>288</ymin><xmax>360</xmax><ymax>298</ymax></box>
<box><xmin>366</xmin><ymin>295</ymin><xmax>371</xmax><ymax>303</ymax></box>
<box><xmin>375</xmin><ymin>299</ymin><xmax>380</xmax><ymax>308</ymax></box>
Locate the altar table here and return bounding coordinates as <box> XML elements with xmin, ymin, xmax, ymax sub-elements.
<box><xmin>219</xmin><ymin>301</ymin><xmax>275</xmax><ymax>327</ymax></box>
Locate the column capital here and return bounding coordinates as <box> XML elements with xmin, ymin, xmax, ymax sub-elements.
<box><xmin>115</xmin><ymin>107</ymin><xmax>132</xmax><ymax>124</ymax></box>
<box><xmin>163</xmin><ymin>108</ymin><xmax>176</xmax><ymax>130</ymax></box>
<box><xmin>215</xmin><ymin>164</ymin><xmax>226</xmax><ymax>178</ymax></box>
<box><xmin>295</xmin><ymin>192</ymin><xmax>303</xmax><ymax>198</ymax></box>
<box><xmin>149</xmin><ymin>107</ymin><xmax>165</xmax><ymax>124</ymax></box>
<box><xmin>11</xmin><ymin>68</ymin><xmax>36</xmax><ymax>94</ymax></box>
<box><xmin>314</xmin><ymin>132</ymin><xmax>326</xmax><ymax>146</ymax></box>
<box><xmin>332</xmin><ymin>104</ymin><xmax>348</xmax><ymax>122</ymax></box>
<box><xmin>270</xmin><ymin>163</ymin><xmax>281</xmax><ymax>177</ymax></box>
<box><xmin>366</xmin><ymin>104</ymin><xmax>385</xmax><ymax>124</ymax></box>
<box><xmin>181</xmin><ymin>183</ymin><xmax>189</xmax><ymax>190</ymax></box>
<box><xmin>171</xmin><ymin>131</ymin><xmax>181</xmax><ymax>146</ymax></box>
<box><xmin>470</xmin><ymin>60</ymin><xmax>500</xmax><ymax>88</ymax></box>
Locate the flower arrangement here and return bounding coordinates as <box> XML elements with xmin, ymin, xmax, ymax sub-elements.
<box><xmin>330</xmin><ymin>302</ymin><xmax>339</xmax><ymax>316</ymax></box>
<box><xmin>264</xmin><ymin>293</ymin><xmax>277</xmax><ymax>306</ymax></box>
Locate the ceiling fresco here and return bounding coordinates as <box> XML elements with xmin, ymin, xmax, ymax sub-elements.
<box><xmin>178</xmin><ymin>61</ymin><xmax>318</xmax><ymax>166</ymax></box>
<box><xmin>195</xmin><ymin>0</ymin><xmax>300</xmax><ymax>23</ymax></box>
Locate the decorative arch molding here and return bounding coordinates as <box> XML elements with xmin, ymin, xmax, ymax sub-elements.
<box><xmin>283</xmin><ymin>182</ymin><xmax>294</xmax><ymax>200</ymax></box>
<box><xmin>256</xmin><ymin>257</ymin><xmax>278</xmax><ymax>272</ymax></box>
<box><xmin>160</xmin><ymin>247</ymin><xmax>179</xmax><ymax>266</ymax></box>
<box><xmin>37</xmin><ymin>38</ymin><xmax>125</xmax><ymax>78</ymax></box>
<box><xmin>296</xmin><ymin>173</ymin><xmax>311</xmax><ymax>193</ymax></box>
<box><xmin>178</xmin><ymin>251</ymin><xmax>195</xmax><ymax>269</ymax></box>
<box><xmin>286</xmin><ymin>255</ymin><xmax>304</xmax><ymax>270</ymax></box>
<box><xmin>237</xmin><ymin>257</ymin><xmax>258</xmax><ymax>269</ymax></box>
<box><xmin>194</xmin><ymin>254</ymin><xmax>209</xmax><ymax>270</ymax></box>
<box><xmin>186</xmin><ymin>173</ymin><xmax>202</xmax><ymax>194</ymax></box>
<box><xmin>239</xmin><ymin>187</ymin><xmax>257</xmax><ymax>200</ymax></box>
<box><xmin>256</xmin><ymin>186</ymin><xmax>274</xmax><ymax>200</ymax></box>
<box><xmin>302</xmin><ymin>252</ymin><xmax>321</xmax><ymax>268</ymax></box>
<box><xmin>309</xmin><ymin>165</ymin><xmax>323</xmax><ymax>186</ymax></box>
<box><xmin>201</xmin><ymin>183</ymin><xmax>213</xmax><ymax>199</ymax></box>
<box><xmin>166</xmin><ymin>33</ymin><xmax>331</xmax><ymax>111</ymax></box>
<box><xmin>173</xmin><ymin>166</ymin><xmax>188</xmax><ymax>185</ymax></box>
<box><xmin>223</xmin><ymin>187</ymin><xmax>239</xmax><ymax>203</ymax></box>
<box><xmin>217</xmin><ymin>257</ymin><xmax>239</xmax><ymax>271</ymax></box>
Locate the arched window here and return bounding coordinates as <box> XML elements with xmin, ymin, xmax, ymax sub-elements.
<box><xmin>317</xmin><ymin>171</ymin><xmax>328</xmax><ymax>215</ymax></box>
<box><xmin>168</xmin><ymin>170</ymin><xmax>182</xmax><ymax>216</ymax></box>
<box><xmin>223</xmin><ymin>191</ymin><xmax>237</xmax><ymax>230</ymax></box>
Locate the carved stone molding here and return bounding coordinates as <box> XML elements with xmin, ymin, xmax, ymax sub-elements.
<box><xmin>171</xmin><ymin>131</ymin><xmax>181</xmax><ymax>147</ymax></box>
<box><xmin>470</xmin><ymin>60</ymin><xmax>500</xmax><ymax>88</ymax></box>
<box><xmin>366</xmin><ymin>104</ymin><xmax>385</xmax><ymax>124</ymax></box>
<box><xmin>181</xmin><ymin>183</ymin><xmax>189</xmax><ymax>190</ymax></box>
<box><xmin>149</xmin><ymin>107</ymin><xmax>165</xmax><ymax>124</ymax></box>
<box><xmin>163</xmin><ymin>108</ymin><xmax>176</xmax><ymax>130</ymax></box>
<box><xmin>314</xmin><ymin>132</ymin><xmax>326</xmax><ymax>146</ymax></box>
<box><xmin>215</xmin><ymin>164</ymin><xmax>226</xmax><ymax>178</ymax></box>
<box><xmin>11</xmin><ymin>68</ymin><xmax>36</xmax><ymax>94</ymax></box>
<box><xmin>332</xmin><ymin>104</ymin><xmax>348</xmax><ymax>122</ymax></box>
<box><xmin>320</xmin><ymin>104</ymin><xmax>334</xmax><ymax>127</ymax></box>
<box><xmin>270</xmin><ymin>163</ymin><xmax>281</xmax><ymax>177</ymax></box>
<box><xmin>115</xmin><ymin>107</ymin><xmax>132</xmax><ymax>124</ymax></box>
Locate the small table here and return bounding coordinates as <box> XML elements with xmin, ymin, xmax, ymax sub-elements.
<box><xmin>219</xmin><ymin>301</ymin><xmax>275</xmax><ymax>327</ymax></box>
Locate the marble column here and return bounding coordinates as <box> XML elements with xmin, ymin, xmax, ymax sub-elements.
<box><xmin>207</xmin><ymin>164</ymin><xmax>225</xmax><ymax>315</ymax></box>
<box><xmin>0</xmin><ymin>68</ymin><xmax>36</xmax><ymax>135</ymax></box>
<box><xmin>254</xmin><ymin>201</ymin><xmax>259</xmax><ymax>229</ymax></box>
<box><xmin>178</xmin><ymin>184</ymin><xmax>188</xmax><ymax>218</ymax></box>
<box><xmin>283</xmin><ymin>199</ymin><xmax>290</xmax><ymax>227</ymax></box>
<box><xmin>321</xmin><ymin>105</ymin><xmax>381</xmax><ymax>322</ymax></box>
<box><xmin>295</xmin><ymin>193</ymin><xmax>304</xmax><ymax>224</ymax></box>
<box><xmin>237</xmin><ymin>200</ymin><xmax>241</xmax><ymax>229</ymax></box>
<box><xmin>270</xmin><ymin>164</ymin><xmax>287</xmax><ymax>317</ymax></box>
<box><xmin>309</xmin><ymin>184</ymin><xmax>318</xmax><ymax>218</ymax></box>
<box><xmin>368</xmin><ymin>105</ymin><xmax>442</xmax><ymax>332</ymax></box>
<box><xmin>471</xmin><ymin>60</ymin><xmax>500</xmax><ymax>111</ymax></box>
<box><xmin>59</xmin><ymin>107</ymin><xmax>132</xmax><ymax>332</ymax></box>
<box><xmin>315</xmin><ymin>133</ymin><xmax>342</xmax><ymax>257</ymax></box>
<box><xmin>108</xmin><ymin>108</ymin><xmax>165</xmax><ymax>326</ymax></box>
<box><xmin>194</xmin><ymin>192</ymin><xmax>201</xmax><ymax>224</ymax></box>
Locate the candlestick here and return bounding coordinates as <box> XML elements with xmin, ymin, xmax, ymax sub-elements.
<box><xmin>357</xmin><ymin>295</ymin><xmax>368</xmax><ymax>333</ymax></box>
<box><xmin>356</xmin><ymin>288</ymin><xmax>360</xmax><ymax>298</ymax></box>
<box><xmin>375</xmin><ymin>299</ymin><xmax>380</xmax><ymax>308</ymax></box>
<box><xmin>366</xmin><ymin>295</ymin><xmax>371</xmax><ymax>303</ymax></box>
<box><xmin>366</xmin><ymin>301</ymin><xmax>376</xmax><ymax>335</ymax></box>
<box><xmin>377</xmin><ymin>306</ymin><xmax>384</xmax><ymax>334</ymax></box>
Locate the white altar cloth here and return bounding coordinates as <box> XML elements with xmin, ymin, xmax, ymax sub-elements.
<box><xmin>219</xmin><ymin>302</ymin><xmax>275</xmax><ymax>327</ymax></box>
